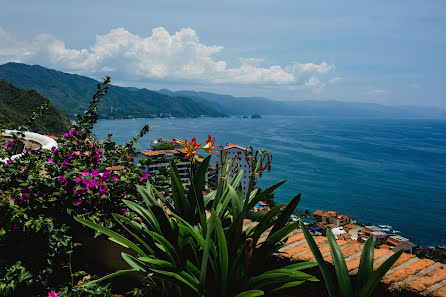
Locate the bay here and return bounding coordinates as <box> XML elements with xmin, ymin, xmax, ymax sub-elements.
<box><xmin>93</xmin><ymin>115</ymin><xmax>446</xmax><ymax>247</ymax></box>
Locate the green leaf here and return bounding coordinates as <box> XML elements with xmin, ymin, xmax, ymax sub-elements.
<box><xmin>268</xmin><ymin>193</ymin><xmax>301</xmax><ymax>238</ymax></box>
<box><xmin>271</xmin><ymin>280</ymin><xmax>305</xmax><ymax>292</ymax></box>
<box><xmin>187</xmin><ymin>155</ymin><xmax>211</xmax><ymax>228</ymax></box>
<box><xmin>212</xmin><ymin>210</ymin><xmax>228</xmax><ymax>297</ymax></box>
<box><xmin>83</xmin><ymin>269</ymin><xmax>136</xmax><ymax>286</ymax></box>
<box><xmin>123</xmin><ymin>199</ymin><xmax>160</xmax><ymax>233</ymax></box>
<box><xmin>299</xmin><ymin>219</ymin><xmax>337</xmax><ymax>297</ymax></box>
<box><xmin>74</xmin><ymin>216</ymin><xmax>147</xmax><ymax>257</ymax></box>
<box><xmin>121</xmin><ymin>252</ymin><xmax>148</xmax><ymax>272</ymax></box>
<box><xmin>150</xmin><ymin>268</ymin><xmax>199</xmax><ymax>292</ymax></box>
<box><xmin>248</xmin><ymin>179</ymin><xmax>287</xmax><ymax>209</ymax></box>
<box><xmin>358</xmin><ymin>249</ymin><xmax>403</xmax><ymax>297</ymax></box>
<box><xmin>234</xmin><ymin>290</ymin><xmax>264</xmax><ymax>297</ymax></box>
<box><xmin>326</xmin><ymin>228</ymin><xmax>353</xmax><ymax>297</ymax></box>
<box><xmin>145</xmin><ymin>230</ymin><xmax>181</xmax><ymax>268</ymax></box>
<box><xmin>356</xmin><ymin>235</ymin><xmax>375</xmax><ymax>293</ymax></box>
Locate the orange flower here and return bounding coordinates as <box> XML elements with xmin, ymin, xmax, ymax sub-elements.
<box><xmin>184</xmin><ymin>137</ymin><xmax>201</xmax><ymax>158</ymax></box>
<box><xmin>201</xmin><ymin>134</ymin><xmax>217</xmax><ymax>155</ymax></box>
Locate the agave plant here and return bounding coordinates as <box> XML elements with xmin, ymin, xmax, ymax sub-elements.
<box><xmin>75</xmin><ymin>151</ymin><xmax>319</xmax><ymax>296</ymax></box>
<box><xmin>298</xmin><ymin>219</ymin><xmax>403</xmax><ymax>297</ymax></box>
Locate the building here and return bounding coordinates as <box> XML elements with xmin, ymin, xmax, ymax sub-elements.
<box><xmin>215</xmin><ymin>144</ymin><xmax>252</xmax><ymax>196</ymax></box>
<box><xmin>362</xmin><ymin>226</ymin><xmax>388</xmax><ymax>244</ymax></box>
<box><xmin>312</xmin><ymin>209</ymin><xmax>353</xmax><ymax>227</ymax></box>
<box><xmin>313</xmin><ymin>210</ymin><xmax>329</xmax><ymax>225</ymax></box>
<box><xmin>133</xmin><ymin>149</ymin><xmax>201</xmax><ymax>192</ymax></box>
<box><xmin>386</xmin><ymin>235</ymin><xmax>414</xmax><ymax>253</ymax></box>
<box><xmin>343</xmin><ymin>224</ymin><xmax>364</xmax><ymax>240</ymax></box>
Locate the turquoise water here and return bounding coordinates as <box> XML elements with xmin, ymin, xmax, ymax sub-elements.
<box><xmin>93</xmin><ymin>116</ymin><xmax>446</xmax><ymax>247</ymax></box>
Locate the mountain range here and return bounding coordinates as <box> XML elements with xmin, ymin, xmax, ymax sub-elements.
<box><xmin>0</xmin><ymin>62</ymin><xmax>445</xmax><ymax>120</ymax></box>
<box><xmin>0</xmin><ymin>63</ymin><xmax>225</xmax><ymax>119</ymax></box>
<box><xmin>0</xmin><ymin>79</ymin><xmax>69</xmax><ymax>135</ymax></box>
<box><xmin>158</xmin><ymin>89</ymin><xmax>446</xmax><ymax>118</ymax></box>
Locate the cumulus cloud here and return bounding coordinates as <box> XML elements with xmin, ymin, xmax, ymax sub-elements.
<box><xmin>0</xmin><ymin>26</ymin><xmax>337</xmax><ymax>90</ymax></box>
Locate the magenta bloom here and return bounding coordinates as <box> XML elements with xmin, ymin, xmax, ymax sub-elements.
<box><xmin>140</xmin><ymin>171</ymin><xmax>150</xmax><ymax>181</ymax></box>
<box><xmin>76</xmin><ymin>199</ymin><xmax>83</xmax><ymax>205</ymax></box>
<box><xmin>6</xmin><ymin>160</ymin><xmax>12</xmax><ymax>164</ymax></box>
<box><xmin>75</xmin><ymin>176</ymin><xmax>82</xmax><ymax>183</ymax></box>
<box><xmin>81</xmin><ymin>171</ymin><xmax>90</xmax><ymax>177</ymax></box>
<box><xmin>35</xmin><ymin>276</ymin><xmax>43</xmax><ymax>283</ymax></box>
<box><xmin>63</xmin><ymin>133</ymin><xmax>70</xmax><ymax>138</ymax></box>
<box><xmin>57</xmin><ymin>176</ymin><xmax>65</xmax><ymax>182</ymax></box>
<box><xmin>120</xmin><ymin>209</ymin><xmax>129</xmax><ymax>214</ymax></box>
<box><xmin>48</xmin><ymin>291</ymin><xmax>59</xmax><ymax>297</ymax></box>
<box><xmin>6</xmin><ymin>141</ymin><xmax>13</xmax><ymax>148</ymax></box>
<box><xmin>112</xmin><ymin>176</ymin><xmax>118</xmax><ymax>184</ymax></box>
<box><xmin>101</xmin><ymin>171</ymin><xmax>111</xmax><ymax>179</ymax></box>
<box><xmin>47</xmin><ymin>158</ymin><xmax>54</xmax><ymax>163</ymax></box>
<box><xmin>51</xmin><ymin>146</ymin><xmax>58</xmax><ymax>154</ymax></box>
<box><xmin>91</xmin><ymin>170</ymin><xmax>100</xmax><ymax>177</ymax></box>
<box><xmin>26</xmin><ymin>147</ymin><xmax>32</xmax><ymax>153</ymax></box>
<box><xmin>74</xmin><ymin>151</ymin><xmax>81</xmax><ymax>157</ymax></box>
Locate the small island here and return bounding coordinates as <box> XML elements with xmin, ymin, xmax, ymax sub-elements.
<box><xmin>251</xmin><ymin>113</ymin><xmax>262</xmax><ymax>119</ymax></box>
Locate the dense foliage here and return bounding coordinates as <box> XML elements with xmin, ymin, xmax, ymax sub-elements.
<box><xmin>0</xmin><ymin>63</ymin><xmax>226</xmax><ymax>119</ymax></box>
<box><xmin>150</xmin><ymin>142</ymin><xmax>176</xmax><ymax>151</ymax></box>
<box><xmin>0</xmin><ymin>78</ymin><xmax>152</xmax><ymax>296</ymax></box>
<box><xmin>0</xmin><ymin>79</ymin><xmax>70</xmax><ymax>136</ymax></box>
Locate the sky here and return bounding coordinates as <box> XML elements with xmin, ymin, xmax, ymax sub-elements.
<box><xmin>0</xmin><ymin>0</ymin><xmax>445</xmax><ymax>107</ymax></box>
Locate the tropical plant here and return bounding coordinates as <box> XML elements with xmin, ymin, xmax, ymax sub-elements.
<box><xmin>0</xmin><ymin>77</ymin><xmax>153</xmax><ymax>296</ymax></box>
<box><xmin>298</xmin><ymin>220</ymin><xmax>403</xmax><ymax>297</ymax></box>
<box><xmin>75</xmin><ymin>148</ymin><xmax>319</xmax><ymax>296</ymax></box>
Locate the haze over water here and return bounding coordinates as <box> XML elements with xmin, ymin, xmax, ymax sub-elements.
<box><xmin>93</xmin><ymin>116</ymin><xmax>446</xmax><ymax>247</ymax></box>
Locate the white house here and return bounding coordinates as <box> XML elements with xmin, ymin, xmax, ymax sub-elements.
<box><xmin>215</xmin><ymin>144</ymin><xmax>251</xmax><ymax>196</ymax></box>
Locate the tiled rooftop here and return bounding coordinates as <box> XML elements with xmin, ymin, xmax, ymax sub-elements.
<box><xmin>242</xmin><ymin>220</ymin><xmax>446</xmax><ymax>297</ymax></box>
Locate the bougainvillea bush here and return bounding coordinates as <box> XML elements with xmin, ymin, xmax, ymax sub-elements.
<box><xmin>0</xmin><ymin>78</ymin><xmax>152</xmax><ymax>296</ymax></box>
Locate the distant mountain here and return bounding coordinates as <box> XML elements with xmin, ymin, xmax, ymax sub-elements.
<box><xmin>159</xmin><ymin>89</ymin><xmax>446</xmax><ymax>118</ymax></box>
<box><xmin>0</xmin><ymin>79</ymin><xmax>70</xmax><ymax>135</ymax></box>
<box><xmin>0</xmin><ymin>63</ymin><xmax>225</xmax><ymax>119</ymax></box>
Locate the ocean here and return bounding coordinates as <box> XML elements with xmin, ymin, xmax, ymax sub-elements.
<box><xmin>93</xmin><ymin>115</ymin><xmax>446</xmax><ymax>247</ymax></box>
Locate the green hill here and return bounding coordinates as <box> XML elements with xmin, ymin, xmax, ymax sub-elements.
<box><xmin>0</xmin><ymin>79</ymin><xmax>70</xmax><ymax>136</ymax></box>
<box><xmin>0</xmin><ymin>63</ymin><xmax>226</xmax><ymax>119</ymax></box>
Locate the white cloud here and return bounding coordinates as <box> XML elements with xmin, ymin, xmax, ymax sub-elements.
<box><xmin>0</xmin><ymin>26</ymin><xmax>337</xmax><ymax>90</ymax></box>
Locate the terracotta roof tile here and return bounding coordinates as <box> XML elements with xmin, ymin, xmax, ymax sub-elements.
<box><xmin>383</xmin><ymin>259</ymin><xmax>436</xmax><ymax>284</ymax></box>
<box><xmin>405</xmin><ymin>264</ymin><xmax>446</xmax><ymax>292</ymax></box>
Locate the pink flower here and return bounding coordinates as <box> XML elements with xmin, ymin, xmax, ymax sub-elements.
<box><xmin>48</xmin><ymin>291</ymin><xmax>59</xmax><ymax>297</ymax></box>
<box><xmin>74</xmin><ymin>151</ymin><xmax>81</xmax><ymax>157</ymax></box>
<box><xmin>63</xmin><ymin>133</ymin><xmax>70</xmax><ymax>138</ymax></box>
<box><xmin>6</xmin><ymin>141</ymin><xmax>13</xmax><ymax>148</ymax></box>
<box><xmin>51</xmin><ymin>146</ymin><xmax>58</xmax><ymax>154</ymax></box>
<box><xmin>75</xmin><ymin>176</ymin><xmax>82</xmax><ymax>183</ymax></box>
<box><xmin>57</xmin><ymin>176</ymin><xmax>65</xmax><ymax>182</ymax></box>
<box><xmin>26</xmin><ymin>147</ymin><xmax>32</xmax><ymax>152</ymax></box>
<box><xmin>81</xmin><ymin>171</ymin><xmax>90</xmax><ymax>177</ymax></box>
<box><xmin>120</xmin><ymin>209</ymin><xmax>128</xmax><ymax>214</ymax></box>
<box><xmin>140</xmin><ymin>171</ymin><xmax>150</xmax><ymax>181</ymax></box>
<box><xmin>76</xmin><ymin>199</ymin><xmax>83</xmax><ymax>205</ymax></box>
<box><xmin>91</xmin><ymin>170</ymin><xmax>100</xmax><ymax>177</ymax></box>
<box><xmin>47</xmin><ymin>158</ymin><xmax>54</xmax><ymax>163</ymax></box>
<box><xmin>6</xmin><ymin>160</ymin><xmax>12</xmax><ymax>164</ymax></box>
<box><xmin>101</xmin><ymin>171</ymin><xmax>111</xmax><ymax>179</ymax></box>
<box><xmin>112</xmin><ymin>176</ymin><xmax>118</xmax><ymax>184</ymax></box>
<box><xmin>35</xmin><ymin>276</ymin><xmax>42</xmax><ymax>283</ymax></box>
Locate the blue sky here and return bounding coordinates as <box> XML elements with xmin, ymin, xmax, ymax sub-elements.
<box><xmin>0</xmin><ymin>0</ymin><xmax>445</xmax><ymax>107</ymax></box>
